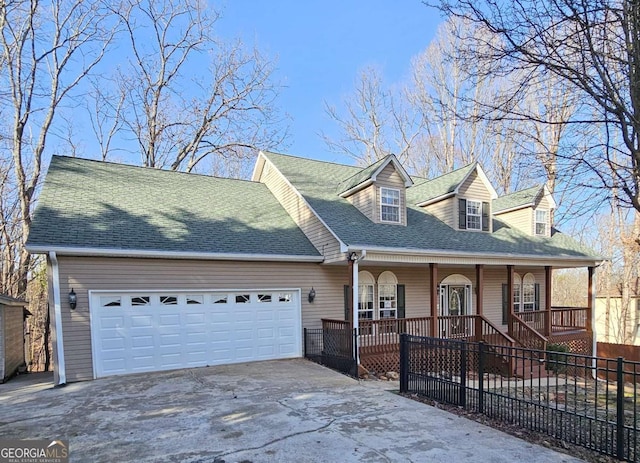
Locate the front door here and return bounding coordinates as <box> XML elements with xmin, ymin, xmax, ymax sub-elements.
<box><xmin>439</xmin><ymin>284</ymin><xmax>471</xmax><ymax>338</ymax></box>
<box><xmin>440</xmin><ymin>285</ymin><xmax>469</xmax><ymax>316</ymax></box>
<box><xmin>448</xmin><ymin>286</ymin><xmax>466</xmax><ymax>316</ymax></box>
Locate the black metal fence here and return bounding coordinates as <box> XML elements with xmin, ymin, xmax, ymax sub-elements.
<box><xmin>399</xmin><ymin>334</ymin><xmax>640</xmax><ymax>461</ymax></box>
<box><xmin>304</xmin><ymin>328</ymin><xmax>358</xmax><ymax>377</ymax></box>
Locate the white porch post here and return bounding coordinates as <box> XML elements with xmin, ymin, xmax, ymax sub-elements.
<box><xmin>352</xmin><ymin>258</ymin><xmax>360</xmax><ymax>364</ymax></box>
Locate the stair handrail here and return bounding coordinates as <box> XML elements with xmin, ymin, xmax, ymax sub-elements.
<box><xmin>509</xmin><ymin>312</ymin><xmax>548</xmax><ymax>353</ymax></box>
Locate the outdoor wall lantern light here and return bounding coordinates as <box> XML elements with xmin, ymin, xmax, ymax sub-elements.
<box><xmin>69</xmin><ymin>288</ymin><xmax>77</xmax><ymax>310</ymax></box>
<box><xmin>308</xmin><ymin>287</ymin><xmax>316</xmax><ymax>303</ymax></box>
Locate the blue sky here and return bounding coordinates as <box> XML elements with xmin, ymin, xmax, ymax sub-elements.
<box><xmin>216</xmin><ymin>1</ymin><xmax>442</xmax><ymax>164</ymax></box>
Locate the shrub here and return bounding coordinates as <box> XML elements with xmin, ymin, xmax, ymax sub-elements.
<box><xmin>546</xmin><ymin>343</ymin><xmax>570</xmax><ymax>374</ymax></box>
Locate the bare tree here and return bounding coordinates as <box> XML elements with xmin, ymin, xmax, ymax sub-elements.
<box><xmin>323</xmin><ymin>66</ymin><xmax>420</xmax><ymax>166</ymax></box>
<box><xmin>435</xmin><ymin>0</ymin><xmax>640</xmax><ymax>213</ymax></box>
<box><xmin>103</xmin><ymin>0</ymin><xmax>286</xmax><ymax>174</ymax></box>
<box><xmin>0</xmin><ymin>0</ymin><xmax>116</xmax><ymax>296</ymax></box>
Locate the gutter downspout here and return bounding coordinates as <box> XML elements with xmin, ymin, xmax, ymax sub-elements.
<box><xmin>49</xmin><ymin>252</ymin><xmax>66</xmax><ymax>386</ymax></box>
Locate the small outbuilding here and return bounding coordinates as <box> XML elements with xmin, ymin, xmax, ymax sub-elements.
<box><xmin>0</xmin><ymin>294</ymin><xmax>28</xmax><ymax>382</ymax></box>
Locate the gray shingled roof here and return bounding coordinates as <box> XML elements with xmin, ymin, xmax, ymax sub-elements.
<box><xmin>337</xmin><ymin>156</ymin><xmax>390</xmax><ymax>194</ymax></box>
<box><xmin>406</xmin><ymin>163</ymin><xmax>476</xmax><ymax>205</ymax></box>
<box><xmin>262</xmin><ymin>151</ymin><xmax>600</xmax><ymax>260</ymax></box>
<box><xmin>27</xmin><ymin>156</ymin><xmax>320</xmax><ymax>257</ymax></box>
<box><xmin>493</xmin><ymin>185</ymin><xmax>543</xmax><ymax>213</ymax></box>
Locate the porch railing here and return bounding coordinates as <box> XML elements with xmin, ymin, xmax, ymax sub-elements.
<box><xmin>551</xmin><ymin>306</ymin><xmax>590</xmax><ymax>332</ymax></box>
<box><xmin>516</xmin><ymin>310</ymin><xmax>546</xmax><ymax>333</ymax></box>
<box><xmin>321</xmin><ymin>318</ymin><xmax>351</xmax><ymax>330</ymax></box>
<box><xmin>478</xmin><ymin>316</ymin><xmax>515</xmax><ymax>348</ymax></box>
<box><xmin>358</xmin><ymin>317</ymin><xmax>432</xmax><ymax>354</ymax></box>
<box><xmin>438</xmin><ymin>315</ymin><xmax>476</xmax><ymax>340</ymax></box>
<box><xmin>508</xmin><ymin>313</ymin><xmax>547</xmax><ymax>353</ymax></box>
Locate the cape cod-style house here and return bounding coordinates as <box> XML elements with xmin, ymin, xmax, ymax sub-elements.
<box><xmin>26</xmin><ymin>151</ymin><xmax>600</xmax><ymax>383</ymax></box>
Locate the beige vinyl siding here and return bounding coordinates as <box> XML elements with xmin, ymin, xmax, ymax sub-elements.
<box><xmin>347</xmin><ymin>184</ymin><xmax>375</xmax><ymax>222</ymax></box>
<box><xmin>56</xmin><ymin>256</ymin><xmax>350</xmax><ymax>382</ymax></box>
<box><xmin>534</xmin><ymin>195</ymin><xmax>552</xmax><ymax>237</ymax></box>
<box><xmin>1</xmin><ymin>305</ymin><xmax>24</xmax><ymax>380</ymax></box>
<box><xmin>360</xmin><ymin>267</ymin><xmax>431</xmax><ymax>319</ymax></box>
<box><xmin>258</xmin><ymin>160</ymin><xmax>344</xmax><ymax>261</ymax></box>
<box><xmin>375</xmin><ymin>163</ymin><xmax>407</xmax><ymax>226</ymax></box>
<box><xmin>496</xmin><ymin>208</ymin><xmax>533</xmax><ymax>235</ymax></box>
<box><xmin>458</xmin><ymin>171</ymin><xmax>493</xmax><ymax>232</ymax></box>
<box><xmin>361</xmin><ymin>265</ymin><xmax>546</xmax><ymax>331</ymax></box>
<box><xmin>594</xmin><ymin>297</ymin><xmax>639</xmax><ymax>344</ymax></box>
<box><xmin>422</xmin><ymin>197</ymin><xmax>456</xmax><ymax>229</ymax></box>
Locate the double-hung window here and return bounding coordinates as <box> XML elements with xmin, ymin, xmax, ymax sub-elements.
<box><xmin>535</xmin><ymin>209</ymin><xmax>548</xmax><ymax>236</ymax></box>
<box><xmin>466</xmin><ymin>200</ymin><xmax>482</xmax><ymax>230</ymax></box>
<box><xmin>380</xmin><ymin>188</ymin><xmax>400</xmax><ymax>223</ymax></box>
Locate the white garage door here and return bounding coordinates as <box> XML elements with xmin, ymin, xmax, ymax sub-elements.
<box><xmin>90</xmin><ymin>289</ymin><xmax>301</xmax><ymax>378</ymax></box>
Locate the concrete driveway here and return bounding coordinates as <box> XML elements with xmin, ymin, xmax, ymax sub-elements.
<box><xmin>0</xmin><ymin>359</ymin><xmax>583</xmax><ymax>462</ymax></box>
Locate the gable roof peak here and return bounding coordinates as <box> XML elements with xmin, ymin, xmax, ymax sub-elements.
<box><xmin>493</xmin><ymin>184</ymin><xmax>556</xmax><ymax>214</ymax></box>
<box><xmin>337</xmin><ymin>153</ymin><xmax>413</xmax><ymax>197</ymax></box>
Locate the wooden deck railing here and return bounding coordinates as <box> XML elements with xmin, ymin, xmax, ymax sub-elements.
<box><xmin>516</xmin><ymin>310</ymin><xmax>547</xmax><ymax>334</ymax></box>
<box><xmin>478</xmin><ymin>316</ymin><xmax>515</xmax><ymax>348</ymax></box>
<box><xmin>437</xmin><ymin>315</ymin><xmax>476</xmax><ymax>340</ymax></box>
<box><xmin>321</xmin><ymin>318</ymin><xmax>352</xmax><ymax>330</ymax></box>
<box><xmin>358</xmin><ymin>317</ymin><xmax>432</xmax><ymax>354</ymax></box>
<box><xmin>551</xmin><ymin>306</ymin><xmax>590</xmax><ymax>332</ymax></box>
<box><xmin>509</xmin><ymin>313</ymin><xmax>547</xmax><ymax>353</ymax></box>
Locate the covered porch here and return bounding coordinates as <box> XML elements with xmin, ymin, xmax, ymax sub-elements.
<box><xmin>322</xmin><ymin>254</ymin><xmax>595</xmax><ymax>374</ymax></box>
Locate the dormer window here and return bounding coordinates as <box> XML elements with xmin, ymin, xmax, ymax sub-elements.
<box><xmin>466</xmin><ymin>200</ymin><xmax>482</xmax><ymax>230</ymax></box>
<box><xmin>458</xmin><ymin>198</ymin><xmax>490</xmax><ymax>231</ymax></box>
<box><xmin>380</xmin><ymin>187</ymin><xmax>401</xmax><ymax>223</ymax></box>
<box><xmin>535</xmin><ymin>209</ymin><xmax>548</xmax><ymax>236</ymax></box>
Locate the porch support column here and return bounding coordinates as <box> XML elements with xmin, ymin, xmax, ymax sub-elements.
<box><xmin>507</xmin><ymin>265</ymin><xmax>514</xmax><ymax>336</ymax></box>
<box><xmin>430</xmin><ymin>263</ymin><xmax>438</xmax><ymax>337</ymax></box>
<box><xmin>476</xmin><ymin>264</ymin><xmax>484</xmax><ymax>316</ymax></box>
<box><xmin>545</xmin><ymin>266</ymin><xmax>552</xmax><ymax>336</ymax></box>
<box><xmin>475</xmin><ymin>264</ymin><xmax>484</xmax><ymax>342</ymax></box>
<box><xmin>587</xmin><ymin>266</ymin><xmax>594</xmax><ymax>333</ymax></box>
<box><xmin>347</xmin><ymin>258</ymin><xmax>354</xmax><ymax>324</ymax></box>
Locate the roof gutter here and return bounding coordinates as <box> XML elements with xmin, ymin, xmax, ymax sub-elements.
<box><xmin>29</xmin><ymin>246</ymin><xmax>324</xmax><ymax>263</ymax></box>
<box><xmin>346</xmin><ymin>244</ymin><xmax>602</xmax><ymax>265</ymax></box>
<box><xmin>49</xmin><ymin>252</ymin><xmax>66</xmax><ymax>386</ymax></box>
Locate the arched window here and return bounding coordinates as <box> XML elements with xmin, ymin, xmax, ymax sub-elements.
<box><xmin>358</xmin><ymin>271</ymin><xmax>375</xmax><ymax>320</ymax></box>
<box><xmin>513</xmin><ymin>273</ymin><xmax>522</xmax><ymax>313</ymax></box>
<box><xmin>523</xmin><ymin>273</ymin><xmax>536</xmax><ymax>312</ymax></box>
<box><xmin>378</xmin><ymin>271</ymin><xmax>398</xmax><ymax>319</ymax></box>
<box><xmin>439</xmin><ymin>274</ymin><xmax>473</xmax><ymax>316</ymax></box>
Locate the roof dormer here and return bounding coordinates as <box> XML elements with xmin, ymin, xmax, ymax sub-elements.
<box><xmin>493</xmin><ymin>185</ymin><xmax>556</xmax><ymax>237</ymax></box>
<box><xmin>338</xmin><ymin>155</ymin><xmax>413</xmax><ymax>226</ymax></box>
<box><xmin>409</xmin><ymin>163</ymin><xmax>497</xmax><ymax>232</ymax></box>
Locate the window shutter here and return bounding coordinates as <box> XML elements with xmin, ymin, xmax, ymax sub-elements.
<box><xmin>458</xmin><ymin>198</ymin><xmax>467</xmax><ymax>229</ymax></box>
<box><xmin>482</xmin><ymin>201</ymin><xmax>490</xmax><ymax>231</ymax></box>
<box><xmin>344</xmin><ymin>285</ymin><xmax>350</xmax><ymax>321</ymax></box>
<box><xmin>534</xmin><ymin>283</ymin><xmax>540</xmax><ymax>311</ymax></box>
<box><xmin>502</xmin><ymin>284</ymin><xmax>508</xmax><ymax>324</ymax></box>
<box><xmin>397</xmin><ymin>284</ymin><xmax>406</xmax><ymax>318</ymax></box>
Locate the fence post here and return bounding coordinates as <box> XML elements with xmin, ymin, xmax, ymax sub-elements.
<box><xmin>617</xmin><ymin>356</ymin><xmax>626</xmax><ymax>460</ymax></box>
<box><xmin>303</xmin><ymin>328</ymin><xmax>307</xmax><ymax>357</ymax></box>
<box><xmin>400</xmin><ymin>333</ymin><xmax>408</xmax><ymax>393</ymax></box>
<box><xmin>460</xmin><ymin>341</ymin><xmax>467</xmax><ymax>408</ymax></box>
<box><xmin>352</xmin><ymin>328</ymin><xmax>358</xmax><ymax>377</ymax></box>
<box><xmin>478</xmin><ymin>342</ymin><xmax>485</xmax><ymax>414</ymax></box>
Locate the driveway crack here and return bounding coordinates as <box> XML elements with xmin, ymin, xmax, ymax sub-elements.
<box><xmin>218</xmin><ymin>419</ymin><xmax>335</xmax><ymax>457</ymax></box>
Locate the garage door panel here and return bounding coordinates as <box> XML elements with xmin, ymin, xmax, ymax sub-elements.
<box><xmin>91</xmin><ymin>289</ymin><xmax>301</xmax><ymax>378</ymax></box>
